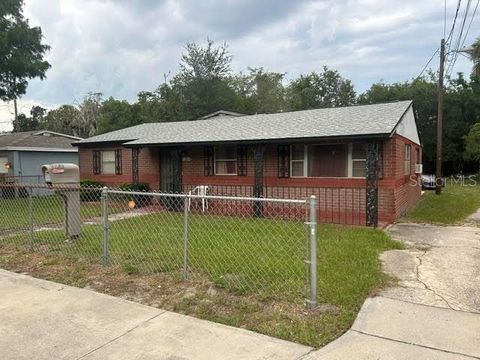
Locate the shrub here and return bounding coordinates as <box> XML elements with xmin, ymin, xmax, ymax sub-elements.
<box><xmin>80</xmin><ymin>179</ymin><xmax>104</xmax><ymax>188</ymax></box>
<box><xmin>119</xmin><ymin>182</ymin><xmax>149</xmax><ymax>192</ymax></box>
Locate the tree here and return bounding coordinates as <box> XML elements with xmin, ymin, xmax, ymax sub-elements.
<box><xmin>177</xmin><ymin>39</ymin><xmax>231</xmax><ymax>81</ymax></box>
<box><xmin>11</xmin><ymin>104</ymin><xmax>45</xmax><ymax>131</ymax></box>
<box><xmin>172</xmin><ymin>39</ymin><xmax>237</xmax><ymax>119</ymax></box>
<box><xmin>286</xmin><ymin>67</ymin><xmax>356</xmax><ymax>110</ymax></box>
<box><xmin>41</xmin><ymin>105</ymin><xmax>80</xmax><ymax>135</ymax></box>
<box><xmin>73</xmin><ymin>92</ymin><xmax>102</xmax><ymax>138</ymax></box>
<box><xmin>232</xmin><ymin>68</ymin><xmax>286</xmax><ymax>113</ymax></box>
<box><xmin>464</xmin><ymin>122</ymin><xmax>480</xmax><ymax>171</ymax></box>
<box><xmin>0</xmin><ymin>0</ymin><xmax>51</xmax><ymax>120</ymax></box>
<box><xmin>96</xmin><ymin>97</ymin><xmax>139</xmax><ymax>134</ymax></box>
<box><xmin>467</xmin><ymin>37</ymin><xmax>480</xmax><ymax>77</ymax></box>
<box><xmin>359</xmin><ymin>73</ymin><xmax>480</xmax><ymax>174</ymax></box>
<box><xmin>12</xmin><ymin>113</ymin><xmax>36</xmax><ymax>131</ymax></box>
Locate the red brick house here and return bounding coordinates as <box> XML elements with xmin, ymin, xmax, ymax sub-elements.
<box><xmin>74</xmin><ymin>101</ymin><xmax>422</xmax><ymax>226</ymax></box>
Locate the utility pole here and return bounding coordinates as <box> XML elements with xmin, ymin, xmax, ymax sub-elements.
<box><xmin>13</xmin><ymin>98</ymin><xmax>18</xmax><ymax>124</ymax></box>
<box><xmin>436</xmin><ymin>38</ymin><xmax>445</xmax><ymax>195</ymax></box>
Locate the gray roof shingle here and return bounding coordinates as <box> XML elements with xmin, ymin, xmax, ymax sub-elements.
<box><xmin>76</xmin><ymin>101</ymin><xmax>413</xmax><ymax>146</ymax></box>
<box><xmin>0</xmin><ymin>130</ymin><xmax>81</xmax><ymax>150</ymax></box>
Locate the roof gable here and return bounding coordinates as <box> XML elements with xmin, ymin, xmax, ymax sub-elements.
<box><xmin>392</xmin><ymin>105</ymin><xmax>420</xmax><ymax>145</ymax></box>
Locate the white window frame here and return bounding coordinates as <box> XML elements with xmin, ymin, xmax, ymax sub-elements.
<box><xmin>290</xmin><ymin>143</ymin><xmax>367</xmax><ymax>178</ymax></box>
<box><xmin>290</xmin><ymin>145</ymin><xmax>308</xmax><ymax>177</ymax></box>
<box><xmin>214</xmin><ymin>146</ymin><xmax>237</xmax><ymax>176</ymax></box>
<box><xmin>101</xmin><ymin>150</ymin><xmax>116</xmax><ymax>175</ymax></box>
<box><xmin>404</xmin><ymin>144</ymin><xmax>411</xmax><ymax>175</ymax></box>
<box><xmin>349</xmin><ymin>143</ymin><xmax>367</xmax><ymax>178</ymax></box>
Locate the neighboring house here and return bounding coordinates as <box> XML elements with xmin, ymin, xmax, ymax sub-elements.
<box><xmin>74</xmin><ymin>101</ymin><xmax>422</xmax><ymax>226</ymax></box>
<box><xmin>0</xmin><ymin>130</ymin><xmax>82</xmax><ymax>184</ymax></box>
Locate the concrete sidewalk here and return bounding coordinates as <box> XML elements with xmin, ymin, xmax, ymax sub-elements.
<box><xmin>4</xmin><ymin>269</ymin><xmax>479</xmax><ymax>360</ymax></box>
<box><xmin>0</xmin><ymin>269</ymin><xmax>312</xmax><ymax>360</ymax></box>
<box><xmin>306</xmin><ymin>296</ymin><xmax>480</xmax><ymax>359</ymax></box>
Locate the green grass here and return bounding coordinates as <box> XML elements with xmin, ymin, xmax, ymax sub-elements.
<box><xmin>404</xmin><ymin>183</ymin><xmax>480</xmax><ymax>224</ymax></box>
<box><xmin>0</xmin><ymin>195</ymin><xmax>104</xmax><ymax>231</ymax></box>
<box><xmin>0</xmin><ymin>212</ymin><xmax>402</xmax><ymax>347</ymax></box>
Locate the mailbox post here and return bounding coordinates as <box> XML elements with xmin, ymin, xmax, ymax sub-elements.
<box><xmin>42</xmin><ymin>163</ymin><xmax>81</xmax><ymax>238</ymax></box>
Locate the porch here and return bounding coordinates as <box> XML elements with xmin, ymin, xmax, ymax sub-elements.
<box><xmin>129</xmin><ymin>142</ymin><xmax>381</xmax><ymax>227</ymax></box>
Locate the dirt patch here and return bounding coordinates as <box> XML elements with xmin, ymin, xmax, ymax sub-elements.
<box><xmin>0</xmin><ymin>245</ymin><xmax>344</xmax><ymax>348</ymax></box>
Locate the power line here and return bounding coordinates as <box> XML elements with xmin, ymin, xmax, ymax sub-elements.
<box><xmin>416</xmin><ymin>47</ymin><xmax>440</xmax><ymax>80</ymax></box>
<box><xmin>446</xmin><ymin>0</ymin><xmax>472</xmax><ymax>76</ymax></box>
<box><xmin>446</xmin><ymin>0</ymin><xmax>479</xmax><ymax>77</ymax></box>
<box><xmin>460</xmin><ymin>0</ymin><xmax>479</xmax><ymax>49</ymax></box>
<box><xmin>446</xmin><ymin>0</ymin><xmax>462</xmax><ymax>46</ymax></box>
<box><xmin>444</xmin><ymin>0</ymin><xmax>462</xmax><ymax>78</ymax></box>
<box><xmin>444</xmin><ymin>0</ymin><xmax>447</xmax><ymax>38</ymax></box>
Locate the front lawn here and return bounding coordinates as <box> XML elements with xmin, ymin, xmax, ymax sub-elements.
<box><xmin>0</xmin><ymin>195</ymin><xmax>107</xmax><ymax>232</ymax></box>
<box><xmin>403</xmin><ymin>182</ymin><xmax>480</xmax><ymax>224</ymax></box>
<box><xmin>0</xmin><ymin>212</ymin><xmax>401</xmax><ymax>348</ymax></box>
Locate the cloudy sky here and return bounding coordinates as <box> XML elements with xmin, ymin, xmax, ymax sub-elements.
<box><xmin>1</xmin><ymin>0</ymin><xmax>479</xmax><ymax>130</ymax></box>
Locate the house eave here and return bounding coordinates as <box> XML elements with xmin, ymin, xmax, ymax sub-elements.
<box><xmin>0</xmin><ymin>146</ymin><xmax>78</xmax><ymax>153</ymax></box>
<box><xmin>119</xmin><ymin>133</ymin><xmax>391</xmax><ymax>148</ymax></box>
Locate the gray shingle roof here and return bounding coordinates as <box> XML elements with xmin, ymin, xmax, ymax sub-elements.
<box><xmin>76</xmin><ymin>101</ymin><xmax>413</xmax><ymax>146</ymax></box>
<box><xmin>0</xmin><ymin>130</ymin><xmax>81</xmax><ymax>149</ymax></box>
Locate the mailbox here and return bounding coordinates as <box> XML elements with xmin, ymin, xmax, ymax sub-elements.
<box><xmin>42</xmin><ymin>163</ymin><xmax>80</xmax><ymax>185</ymax></box>
<box><xmin>41</xmin><ymin>163</ymin><xmax>81</xmax><ymax>238</ymax></box>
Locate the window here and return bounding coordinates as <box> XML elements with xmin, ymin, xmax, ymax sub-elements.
<box><xmin>215</xmin><ymin>146</ymin><xmax>237</xmax><ymax>175</ymax></box>
<box><xmin>308</xmin><ymin>144</ymin><xmax>348</xmax><ymax>177</ymax></box>
<box><xmin>404</xmin><ymin>144</ymin><xmax>411</xmax><ymax>175</ymax></box>
<box><xmin>93</xmin><ymin>150</ymin><xmax>121</xmax><ymax>175</ymax></box>
<box><xmin>102</xmin><ymin>150</ymin><xmax>116</xmax><ymax>174</ymax></box>
<box><xmin>351</xmin><ymin>143</ymin><xmax>366</xmax><ymax>177</ymax></box>
<box><xmin>290</xmin><ymin>145</ymin><xmax>306</xmax><ymax>177</ymax></box>
<box><xmin>286</xmin><ymin>143</ymin><xmax>373</xmax><ymax>178</ymax></box>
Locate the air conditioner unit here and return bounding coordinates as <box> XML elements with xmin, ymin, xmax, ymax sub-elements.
<box><xmin>415</xmin><ymin>164</ymin><xmax>423</xmax><ymax>174</ymax></box>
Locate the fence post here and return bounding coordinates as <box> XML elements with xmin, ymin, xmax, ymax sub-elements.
<box><xmin>306</xmin><ymin>195</ymin><xmax>318</xmax><ymax>309</ymax></box>
<box><xmin>182</xmin><ymin>194</ymin><xmax>189</xmax><ymax>280</ymax></box>
<box><xmin>28</xmin><ymin>187</ymin><xmax>34</xmax><ymax>252</ymax></box>
<box><xmin>101</xmin><ymin>186</ymin><xmax>110</xmax><ymax>266</ymax></box>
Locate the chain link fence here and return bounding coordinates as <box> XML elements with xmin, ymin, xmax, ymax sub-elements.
<box><xmin>0</xmin><ymin>183</ymin><xmax>317</xmax><ymax>307</ymax></box>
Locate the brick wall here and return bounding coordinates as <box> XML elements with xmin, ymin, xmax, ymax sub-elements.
<box><xmin>78</xmin><ymin>135</ymin><xmax>422</xmax><ymax>225</ymax></box>
<box><xmin>79</xmin><ymin>146</ymin><xmax>159</xmax><ymax>189</ymax></box>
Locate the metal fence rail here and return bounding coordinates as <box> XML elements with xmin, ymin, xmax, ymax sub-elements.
<box><xmin>183</xmin><ymin>183</ymin><xmax>366</xmax><ymax>225</ymax></box>
<box><xmin>0</xmin><ymin>184</ymin><xmax>318</xmax><ymax>308</ymax></box>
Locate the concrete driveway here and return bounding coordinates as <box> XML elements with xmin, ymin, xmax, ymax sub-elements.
<box><xmin>306</xmin><ymin>222</ymin><xmax>480</xmax><ymax>359</ymax></box>
<box><xmin>383</xmin><ymin>223</ymin><xmax>480</xmax><ymax>312</ymax></box>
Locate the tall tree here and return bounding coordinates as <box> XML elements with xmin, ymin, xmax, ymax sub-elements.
<box><xmin>172</xmin><ymin>39</ymin><xmax>237</xmax><ymax>119</ymax></box>
<box><xmin>467</xmin><ymin>37</ymin><xmax>480</xmax><ymax>77</ymax></box>
<box><xmin>41</xmin><ymin>105</ymin><xmax>80</xmax><ymax>135</ymax></box>
<box><xmin>96</xmin><ymin>97</ymin><xmax>139</xmax><ymax>134</ymax></box>
<box><xmin>286</xmin><ymin>67</ymin><xmax>356</xmax><ymax>110</ymax></box>
<box><xmin>232</xmin><ymin>68</ymin><xmax>286</xmax><ymax>113</ymax></box>
<box><xmin>12</xmin><ymin>112</ymin><xmax>36</xmax><ymax>131</ymax></box>
<box><xmin>464</xmin><ymin>122</ymin><xmax>480</xmax><ymax>171</ymax></box>
<box><xmin>359</xmin><ymin>73</ymin><xmax>480</xmax><ymax>174</ymax></box>
<box><xmin>0</xmin><ymin>0</ymin><xmax>51</xmax><ymax>121</ymax></box>
<box><xmin>11</xmin><ymin>104</ymin><xmax>45</xmax><ymax>131</ymax></box>
<box><xmin>73</xmin><ymin>92</ymin><xmax>102</xmax><ymax>138</ymax></box>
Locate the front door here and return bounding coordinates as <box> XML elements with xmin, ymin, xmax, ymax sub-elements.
<box><xmin>160</xmin><ymin>148</ymin><xmax>182</xmax><ymax>210</ymax></box>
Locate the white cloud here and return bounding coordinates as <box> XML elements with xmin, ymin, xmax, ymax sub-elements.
<box><xmin>0</xmin><ymin>0</ymin><xmax>478</xmax><ymax>129</ymax></box>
